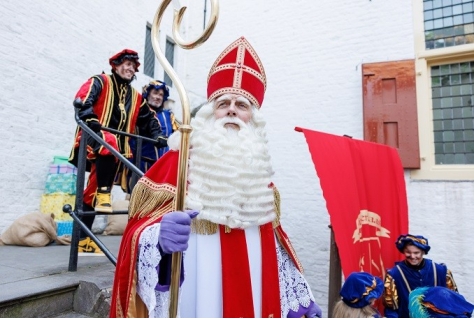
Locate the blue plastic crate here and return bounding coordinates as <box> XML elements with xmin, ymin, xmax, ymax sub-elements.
<box><xmin>57</xmin><ymin>221</ymin><xmax>73</xmax><ymax>236</ymax></box>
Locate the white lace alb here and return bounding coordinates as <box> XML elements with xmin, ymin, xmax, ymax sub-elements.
<box><xmin>137</xmin><ymin>224</ymin><xmax>314</xmax><ymax>317</ymax></box>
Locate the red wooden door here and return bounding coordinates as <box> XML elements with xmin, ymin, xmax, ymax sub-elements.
<box><xmin>362</xmin><ymin>60</ymin><xmax>420</xmax><ymax>169</ymax></box>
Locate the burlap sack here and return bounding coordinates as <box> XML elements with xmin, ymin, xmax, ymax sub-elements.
<box><xmin>0</xmin><ymin>212</ymin><xmax>71</xmax><ymax>246</ymax></box>
<box><xmin>103</xmin><ymin>200</ymin><xmax>129</xmax><ymax>236</ymax></box>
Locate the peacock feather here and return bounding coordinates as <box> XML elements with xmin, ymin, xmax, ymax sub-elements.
<box><xmin>409</xmin><ymin>287</ymin><xmax>431</xmax><ymax>318</ymax></box>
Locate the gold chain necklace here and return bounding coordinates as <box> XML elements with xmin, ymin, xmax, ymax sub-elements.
<box><xmin>112</xmin><ymin>75</ymin><xmax>127</xmax><ymax>109</ymax></box>
<box><xmin>118</xmin><ymin>84</ymin><xmax>127</xmax><ymax>109</ymax></box>
<box><xmin>113</xmin><ymin>77</ymin><xmax>128</xmax><ymax>129</ymax></box>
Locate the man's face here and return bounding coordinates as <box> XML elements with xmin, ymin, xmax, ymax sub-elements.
<box><xmin>147</xmin><ymin>88</ymin><xmax>165</xmax><ymax>108</ymax></box>
<box><xmin>115</xmin><ymin>60</ymin><xmax>137</xmax><ymax>81</ymax></box>
<box><xmin>214</xmin><ymin>94</ymin><xmax>252</xmax><ymax>130</ymax></box>
<box><xmin>403</xmin><ymin>244</ymin><xmax>425</xmax><ymax>266</ymax></box>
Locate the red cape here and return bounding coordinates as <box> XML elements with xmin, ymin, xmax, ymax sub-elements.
<box><xmin>110</xmin><ymin>150</ymin><xmax>304</xmax><ymax>317</ymax></box>
<box><xmin>110</xmin><ymin>151</ymin><xmax>179</xmax><ymax>317</ymax></box>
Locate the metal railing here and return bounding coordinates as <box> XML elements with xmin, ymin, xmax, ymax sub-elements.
<box><xmin>63</xmin><ymin>106</ymin><xmax>160</xmax><ymax>271</ymax></box>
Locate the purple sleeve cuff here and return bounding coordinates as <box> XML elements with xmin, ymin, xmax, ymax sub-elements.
<box><xmin>287</xmin><ymin>305</ymin><xmax>308</xmax><ymax>318</ymax></box>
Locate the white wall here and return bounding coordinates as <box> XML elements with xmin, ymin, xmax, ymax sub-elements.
<box><xmin>0</xmin><ymin>0</ymin><xmax>473</xmax><ymax>315</ymax></box>
<box><xmin>0</xmin><ymin>0</ymin><xmax>166</xmax><ymax>226</ymax></box>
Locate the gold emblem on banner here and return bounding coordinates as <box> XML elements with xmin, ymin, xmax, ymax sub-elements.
<box><xmin>352</xmin><ymin>209</ymin><xmax>391</xmax><ymax>278</ymax></box>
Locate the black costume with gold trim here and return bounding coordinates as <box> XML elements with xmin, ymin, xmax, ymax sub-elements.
<box><xmin>69</xmin><ymin>72</ymin><xmax>166</xmax><ymax>169</ymax></box>
<box><xmin>68</xmin><ymin>71</ymin><xmax>167</xmax><ymax>212</ymax></box>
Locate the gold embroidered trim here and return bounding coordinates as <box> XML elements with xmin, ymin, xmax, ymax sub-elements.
<box><xmin>383</xmin><ymin>273</ymin><xmax>399</xmax><ymax>309</ymax></box>
<box><xmin>446</xmin><ymin>269</ymin><xmax>458</xmax><ymax>292</ymax></box>
<box><xmin>191</xmin><ymin>219</ymin><xmax>219</xmax><ymax>235</ymax></box>
<box><xmin>272</xmin><ymin>185</ymin><xmax>281</xmax><ymax>228</ymax></box>
<box><xmin>207</xmin><ymin>37</ymin><xmax>266</xmax><ymax>108</ymax></box>
<box><xmin>207</xmin><ymin>37</ymin><xmax>266</xmax><ymax>88</ymax></box>
<box><xmin>190</xmin><ymin>220</ymin><xmax>234</xmax><ymax>235</ymax></box>
<box><xmin>123</xmin><ymin>89</ymin><xmax>140</xmax><ymax>158</ymax></box>
<box><xmin>102</xmin><ymin>75</ymin><xmax>114</xmax><ymax>128</ymax></box>
<box><xmin>421</xmin><ymin>302</ymin><xmax>450</xmax><ymax>315</ymax></box>
<box><xmin>128</xmin><ymin>178</ymin><xmax>176</xmax><ymax>219</ymax></box>
<box><xmin>348</xmin><ymin>277</ymin><xmax>378</xmax><ymax>304</ymax></box>
<box><xmin>397</xmin><ymin>234</ymin><xmax>428</xmax><ymax>246</ymax></box>
<box><xmin>83</xmin><ymin>76</ymin><xmax>97</xmax><ymax>106</ymax></box>
<box><xmin>208</xmin><ymin>88</ymin><xmax>260</xmax><ymax>109</ymax></box>
<box><xmin>396</xmin><ymin>264</ymin><xmax>412</xmax><ymax>293</ymax></box>
<box><xmin>274</xmin><ymin>229</ymin><xmax>304</xmax><ymax>273</ymax></box>
<box><xmin>130</xmin><ymin>180</ymin><xmax>282</xmax><ymax>233</ymax></box>
<box><xmin>125</xmin><ymin>214</ymin><xmax>163</xmax><ymax>317</ymax></box>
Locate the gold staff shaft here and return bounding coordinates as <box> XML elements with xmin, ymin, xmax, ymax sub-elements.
<box><xmin>150</xmin><ymin>0</ymin><xmax>219</xmax><ymax>317</ymax></box>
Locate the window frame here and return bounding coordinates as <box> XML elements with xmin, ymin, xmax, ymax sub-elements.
<box><xmin>164</xmin><ymin>36</ymin><xmax>175</xmax><ymax>88</ymax></box>
<box><xmin>144</xmin><ymin>23</ymin><xmax>156</xmax><ymax>78</ymax></box>
<box><xmin>413</xmin><ymin>0</ymin><xmax>474</xmax><ymax>180</ymax></box>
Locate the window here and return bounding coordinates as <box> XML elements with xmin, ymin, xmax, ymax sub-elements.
<box><xmin>164</xmin><ymin>38</ymin><xmax>175</xmax><ymax>87</ymax></box>
<box><xmin>413</xmin><ymin>1</ymin><xmax>474</xmax><ymax>179</ymax></box>
<box><xmin>144</xmin><ymin>24</ymin><xmax>155</xmax><ymax>78</ymax></box>
<box><xmin>430</xmin><ymin>62</ymin><xmax>474</xmax><ymax>164</ymax></box>
<box><xmin>424</xmin><ymin>0</ymin><xmax>474</xmax><ymax>50</ymax></box>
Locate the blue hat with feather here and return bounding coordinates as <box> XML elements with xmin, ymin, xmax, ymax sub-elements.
<box><xmin>396</xmin><ymin>234</ymin><xmax>431</xmax><ymax>254</ymax></box>
<box><xmin>142</xmin><ymin>80</ymin><xmax>169</xmax><ymax>101</ymax></box>
<box><xmin>409</xmin><ymin>286</ymin><xmax>474</xmax><ymax>318</ymax></box>
<box><xmin>340</xmin><ymin>272</ymin><xmax>384</xmax><ymax>308</ymax></box>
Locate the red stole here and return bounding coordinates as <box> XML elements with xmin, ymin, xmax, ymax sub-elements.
<box><xmin>220</xmin><ymin>223</ymin><xmax>281</xmax><ymax>318</ymax></box>
<box><xmin>111</xmin><ymin>152</ymin><xmax>291</xmax><ymax>317</ymax></box>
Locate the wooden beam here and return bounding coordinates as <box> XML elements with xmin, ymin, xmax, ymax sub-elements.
<box><xmin>327</xmin><ymin>225</ymin><xmax>342</xmax><ymax>317</ymax></box>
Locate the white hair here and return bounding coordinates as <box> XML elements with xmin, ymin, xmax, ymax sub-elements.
<box><xmin>168</xmin><ymin>101</ymin><xmax>276</xmax><ymax>228</ymax></box>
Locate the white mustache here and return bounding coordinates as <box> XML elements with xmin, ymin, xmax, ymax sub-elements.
<box><xmin>214</xmin><ymin>116</ymin><xmax>247</xmax><ymax>128</ymax></box>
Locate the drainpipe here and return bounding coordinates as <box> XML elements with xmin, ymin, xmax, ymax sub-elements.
<box><xmin>203</xmin><ymin>0</ymin><xmax>207</xmax><ymax>30</ymax></box>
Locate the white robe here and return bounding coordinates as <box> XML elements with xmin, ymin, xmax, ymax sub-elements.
<box><xmin>136</xmin><ymin>223</ymin><xmax>315</xmax><ymax>318</ymax></box>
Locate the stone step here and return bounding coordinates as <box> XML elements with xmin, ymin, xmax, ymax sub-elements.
<box><xmin>0</xmin><ymin>281</ymin><xmax>111</xmax><ymax>318</ymax></box>
<box><xmin>53</xmin><ymin>310</ymin><xmax>89</xmax><ymax>318</ymax></box>
<box><xmin>0</xmin><ymin>235</ymin><xmax>121</xmax><ymax>318</ymax></box>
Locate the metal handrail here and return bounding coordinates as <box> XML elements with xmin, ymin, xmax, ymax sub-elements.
<box><xmin>73</xmin><ymin>110</ymin><xmax>157</xmax><ymax>178</ymax></box>
<box><xmin>65</xmin><ymin>108</ymin><xmax>160</xmax><ymax>270</ymax></box>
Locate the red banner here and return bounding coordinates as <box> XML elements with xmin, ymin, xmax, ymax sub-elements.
<box><xmin>297</xmin><ymin>127</ymin><xmax>408</xmax><ymax>281</ymax></box>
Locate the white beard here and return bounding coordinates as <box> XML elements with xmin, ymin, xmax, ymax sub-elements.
<box><xmin>168</xmin><ymin>102</ymin><xmax>276</xmax><ymax>228</ymax></box>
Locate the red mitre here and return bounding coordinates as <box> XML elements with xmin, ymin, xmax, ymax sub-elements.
<box><xmin>207</xmin><ymin>37</ymin><xmax>267</xmax><ymax>108</ymax></box>
<box><xmin>109</xmin><ymin>49</ymin><xmax>141</xmax><ymax>72</ymax></box>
